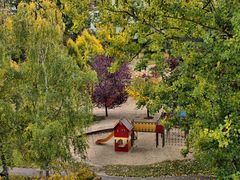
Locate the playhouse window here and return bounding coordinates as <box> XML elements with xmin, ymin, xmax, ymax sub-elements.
<box><xmin>117</xmin><ymin>139</ymin><xmax>127</xmax><ymax>148</ymax></box>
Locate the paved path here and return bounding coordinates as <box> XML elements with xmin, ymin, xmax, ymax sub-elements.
<box><xmin>8</xmin><ymin>167</ymin><xmax>43</xmax><ymax>177</ymax></box>
<box><xmin>8</xmin><ymin>167</ymin><xmax>65</xmax><ymax>177</ymax></box>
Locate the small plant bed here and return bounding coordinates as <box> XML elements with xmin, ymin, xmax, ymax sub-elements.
<box><xmin>104</xmin><ymin>159</ymin><xmax>216</xmax><ymax>177</ymax></box>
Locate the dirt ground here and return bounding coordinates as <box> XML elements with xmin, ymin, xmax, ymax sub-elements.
<box><xmin>84</xmin><ymin>98</ymin><xmax>188</xmax><ymax>166</ymax></box>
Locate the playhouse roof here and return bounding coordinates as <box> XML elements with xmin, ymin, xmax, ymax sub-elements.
<box><xmin>114</xmin><ymin>119</ymin><xmax>133</xmax><ymax>131</ymax></box>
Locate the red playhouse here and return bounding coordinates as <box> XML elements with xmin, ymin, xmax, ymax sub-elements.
<box><xmin>113</xmin><ymin>119</ymin><xmax>133</xmax><ymax>152</ymax></box>
<box><xmin>95</xmin><ymin>119</ymin><xmax>165</xmax><ymax>152</ymax></box>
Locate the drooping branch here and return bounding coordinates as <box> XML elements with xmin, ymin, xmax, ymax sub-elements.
<box><xmin>106</xmin><ymin>5</ymin><xmax>233</xmax><ymax>40</ymax></box>
<box><xmin>163</xmin><ymin>15</ymin><xmax>233</xmax><ymax>38</ymax></box>
<box><xmin>163</xmin><ymin>15</ymin><xmax>218</xmax><ymax>31</ymax></box>
<box><xmin>202</xmin><ymin>0</ymin><xmax>212</xmax><ymax>10</ymax></box>
<box><xmin>169</xmin><ymin>35</ymin><xmax>203</xmax><ymax>42</ymax></box>
<box><xmin>105</xmin><ymin>8</ymin><xmax>205</xmax><ymax>42</ymax></box>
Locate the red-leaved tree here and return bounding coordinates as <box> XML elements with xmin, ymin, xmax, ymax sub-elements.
<box><xmin>92</xmin><ymin>55</ymin><xmax>131</xmax><ymax>117</ymax></box>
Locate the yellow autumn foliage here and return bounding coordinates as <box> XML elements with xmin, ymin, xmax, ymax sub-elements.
<box><xmin>126</xmin><ymin>78</ymin><xmax>149</xmax><ymax>102</ymax></box>
<box><xmin>126</xmin><ymin>86</ymin><xmax>140</xmax><ymax>99</ymax></box>
<box><xmin>150</xmin><ymin>77</ymin><xmax>161</xmax><ymax>84</ymax></box>
<box><xmin>96</xmin><ymin>24</ymin><xmax>114</xmax><ymax>42</ymax></box>
<box><xmin>80</xmin><ymin>30</ymin><xmax>104</xmax><ymax>54</ymax></box>
<box><xmin>10</xmin><ymin>60</ymin><xmax>20</xmax><ymax>71</ymax></box>
<box><xmin>28</xmin><ymin>2</ymin><xmax>36</xmax><ymax>11</ymax></box>
<box><xmin>4</xmin><ymin>18</ymin><xmax>13</xmax><ymax>31</ymax></box>
<box><xmin>127</xmin><ymin>74</ymin><xmax>161</xmax><ymax>107</ymax></box>
<box><xmin>67</xmin><ymin>30</ymin><xmax>104</xmax><ymax>67</ymax></box>
<box><xmin>75</xmin><ymin>36</ymin><xmax>85</xmax><ymax>47</ymax></box>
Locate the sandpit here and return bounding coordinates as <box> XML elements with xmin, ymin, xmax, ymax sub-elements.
<box><xmin>86</xmin><ymin>132</ymin><xmax>186</xmax><ymax>166</ymax></box>
<box><xmin>85</xmin><ymin>98</ymin><xmax>188</xmax><ymax>166</ymax></box>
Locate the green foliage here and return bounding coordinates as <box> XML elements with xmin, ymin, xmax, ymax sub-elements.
<box><xmin>67</xmin><ymin>29</ymin><xmax>104</xmax><ymax>69</ymax></box>
<box><xmin>180</xmin><ymin>148</ymin><xmax>189</xmax><ymax>158</ymax></box>
<box><xmin>60</xmin><ymin>0</ymin><xmax>91</xmax><ymax>35</ymax></box>
<box><xmin>95</xmin><ymin>22</ymin><xmax>141</xmax><ymax>64</ymax></box>
<box><xmin>127</xmin><ymin>65</ymin><xmax>161</xmax><ymax>115</ymax></box>
<box><xmin>0</xmin><ymin>0</ymin><xmax>96</xmax><ymax>176</ymax></box>
<box><xmin>0</xmin><ymin>16</ymin><xmax>24</xmax><ymax>174</ymax></box>
<box><xmin>1</xmin><ymin>0</ymin><xmax>240</xmax><ymax>178</ymax></box>
<box><xmin>134</xmin><ymin>58</ymin><xmax>148</xmax><ymax>71</ymax></box>
<box><xmin>191</xmin><ymin>117</ymin><xmax>240</xmax><ymax>178</ymax></box>
<box><xmin>68</xmin><ymin>166</ymin><xmax>96</xmax><ymax>180</ymax></box>
<box><xmin>92</xmin><ymin>0</ymin><xmax>240</xmax><ymax>177</ymax></box>
<box><xmin>47</xmin><ymin>165</ymin><xmax>96</xmax><ymax>180</ymax></box>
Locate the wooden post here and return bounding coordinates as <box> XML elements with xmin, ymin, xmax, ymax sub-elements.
<box><xmin>105</xmin><ymin>104</ymin><xmax>108</xmax><ymax>117</ymax></box>
<box><xmin>131</xmin><ymin>130</ymin><xmax>134</xmax><ymax>146</ymax></box>
<box><xmin>156</xmin><ymin>132</ymin><xmax>159</xmax><ymax>147</ymax></box>
<box><xmin>162</xmin><ymin>132</ymin><xmax>165</xmax><ymax>147</ymax></box>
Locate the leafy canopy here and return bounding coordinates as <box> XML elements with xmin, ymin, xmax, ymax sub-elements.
<box><xmin>92</xmin><ymin>0</ymin><xmax>240</xmax><ymax>177</ymax></box>
<box><xmin>0</xmin><ymin>0</ymin><xmax>96</xmax><ymax>175</ymax></box>
<box><xmin>92</xmin><ymin>55</ymin><xmax>131</xmax><ymax>116</ymax></box>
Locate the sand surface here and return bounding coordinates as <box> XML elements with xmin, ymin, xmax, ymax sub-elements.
<box><xmin>85</xmin><ymin>98</ymin><xmax>188</xmax><ymax>166</ymax></box>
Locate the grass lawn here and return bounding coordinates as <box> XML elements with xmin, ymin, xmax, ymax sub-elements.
<box><xmin>104</xmin><ymin>159</ymin><xmax>216</xmax><ymax>177</ymax></box>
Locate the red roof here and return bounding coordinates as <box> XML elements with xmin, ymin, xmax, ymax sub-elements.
<box><xmin>114</xmin><ymin>119</ymin><xmax>133</xmax><ymax>131</ymax></box>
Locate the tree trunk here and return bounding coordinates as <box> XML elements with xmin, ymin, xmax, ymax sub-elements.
<box><xmin>144</xmin><ymin>109</ymin><xmax>153</xmax><ymax>119</ymax></box>
<box><xmin>45</xmin><ymin>170</ymin><xmax>50</xmax><ymax>179</ymax></box>
<box><xmin>1</xmin><ymin>153</ymin><xmax>9</xmax><ymax>180</ymax></box>
<box><xmin>105</xmin><ymin>104</ymin><xmax>108</xmax><ymax>117</ymax></box>
<box><xmin>184</xmin><ymin>129</ymin><xmax>189</xmax><ymax>139</ymax></box>
<box><xmin>147</xmin><ymin>109</ymin><xmax>150</xmax><ymax>118</ymax></box>
<box><xmin>45</xmin><ymin>162</ymin><xmax>50</xmax><ymax>179</ymax></box>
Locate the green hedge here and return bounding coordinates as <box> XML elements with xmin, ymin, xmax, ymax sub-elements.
<box><xmin>104</xmin><ymin>159</ymin><xmax>216</xmax><ymax>177</ymax></box>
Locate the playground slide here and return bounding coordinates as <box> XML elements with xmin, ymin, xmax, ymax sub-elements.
<box><xmin>95</xmin><ymin>132</ymin><xmax>114</xmax><ymax>145</ymax></box>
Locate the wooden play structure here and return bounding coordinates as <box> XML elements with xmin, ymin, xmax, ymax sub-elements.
<box><xmin>114</xmin><ymin>119</ymin><xmax>133</xmax><ymax>152</ymax></box>
<box><xmin>95</xmin><ymin>119</ymin><xmax>165</xmax><ymax>152</ymax></box>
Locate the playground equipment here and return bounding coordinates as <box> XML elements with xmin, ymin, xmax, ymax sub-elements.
<box><xmin>95</xmin><ymin>132</ymin><xmax>114</xmax><ymax>145</ymax></box>
<box><xmin>95</xmin><ymin>119</ymin><xmax>165</xmax><ymax>152</ymax></box>
<box><xmin>132</xmin><ymin>120</ymin><xmax>165</xmax><ymax>148</ymax></box>
<box><xmin>133</xmin><ymin>121</ymin><xmax>156</xmax><ymax>132</ymax></box>
<box><xmin>114</xmin><ymin>119</ymin><xmax>133</xmax><ymax>152</ymax></box>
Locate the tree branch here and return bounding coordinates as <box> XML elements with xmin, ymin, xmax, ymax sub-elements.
<box><xmin>105</xmin><ymin>8</ymin><xmax>205</xmax><ymax>42</ymax></box>
<box><xmin>169</xmin><ymin>35</ymin><xmax>203</xmax><ymax>42</ymax></box>
<box><xmin>163</xmin><ymin>15</ymin><xmax>233</xmax><ymax>37</ymax></box>
<box><xmin>202</xmin><ymin>0</ymin><xmax>212</xmax><ymax>10</ymax></box>
<box><xmin>163</xmin><ymin>15</ymin><xmax>218</xmax><ymax>31</ymax></box>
